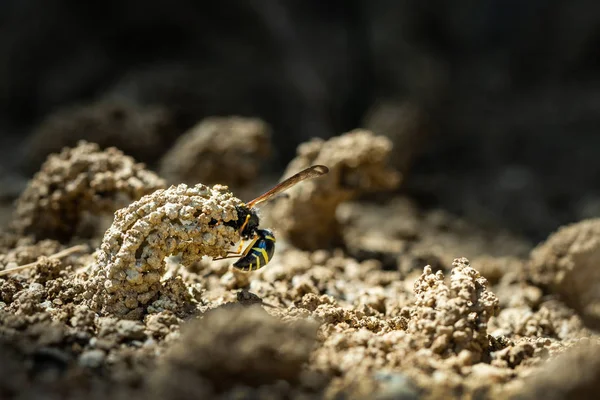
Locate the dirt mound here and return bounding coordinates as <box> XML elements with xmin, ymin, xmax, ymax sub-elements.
<box><xmin>152</xmin><ymin>305</ymin><xmax>318</xmax><ymax>397</ymax></box>
<box><xmin>529</xmin><ymin>219</ymin><xmax>600</xmax><ymax>329</ymax></box>
<box><xmin>11</xmin><ymin>141</ymin><xmax>165</xmax><ymax>242</ymax></box>
<box><xmin>159</xmin><ymin>116</ymin><xmax>272</xmax><ymax>189</ymax></box>
<box><xmin>265</xmin><ymin>129</ymin><xmax>401</xmax><ymax>250</ymax></box>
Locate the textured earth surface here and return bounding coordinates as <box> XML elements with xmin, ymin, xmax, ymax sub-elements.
<box><xmin>1</xmin><ymin>127</ymin><xmax>599</xmax><ymax>400</ymax></box>
<box><xmin>2</xmin><ymin>3</ymin><xmax>600</xmax><ymax>398</ymax></box>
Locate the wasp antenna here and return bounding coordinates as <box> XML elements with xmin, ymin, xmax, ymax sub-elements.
<box><xmin>246</xmin><ymin>165</ymin><xmax>329</xmax><ymax>208</ymax></box>
<box><xmin>312</xmin><ymin>165</ymin><xmax>329</xmax><ymax>175</ymax></box>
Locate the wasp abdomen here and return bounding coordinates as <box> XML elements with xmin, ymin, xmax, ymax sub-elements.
<box><xmin>233</xmin><ymin>229</ymin><xmax>276</xmax><ymax>271</ymax></box>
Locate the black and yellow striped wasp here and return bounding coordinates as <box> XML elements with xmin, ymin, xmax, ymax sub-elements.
<box><xmin>218</xmin><ymin>165</ymin><xmax>328</xmax><ymax>271</ymax></box>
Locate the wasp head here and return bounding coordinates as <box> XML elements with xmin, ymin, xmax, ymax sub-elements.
<box><xmin>229</xmin><ymin>205</ymin><xmax>260</xmax><ymax>239</ymax></box>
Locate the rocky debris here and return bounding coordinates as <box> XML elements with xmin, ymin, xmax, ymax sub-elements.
<box><xmin>529</xmin><ymin>218</ymin><xmax>600</xmax><ymax>329</ymax></box>
<box><xmin>408</xmin><ymin>258</ymin><xmax>500</xmax><ymax>362</ymax></box>
<box><xmin>491</xmin><ymin>299</ymin><xmax>592</xmax><ymax>340</ymax></box>
<box><xmin>159</xmin><ymin>116</ymin><xmax>272</xmax><ymax>189</ymax></box>
<box><xmin>0</xmin><ymin>240</ymin><xmax>91</xmax><ymax>320</ymax></box>
<box><xmin>0</xmin><ymin>309</ymin><xmax>158</xmax><ymax>400</ymax></box>
<box><xmin>266</xmin><ymin>129</ymin><xmax>401</xmax><ymax>250</ymax></box>
<box><xmin>0</xmin><ymin>232</ymin><xmax>598</xmax><ymax>400</ymax></box>
<box><xmin>0</xmin><ymin>238</ymin><xmax>62</xmax><ymax>270</ymax></box>
<box><xmin>303</xmin><ymin>257</ymin><xmax>510</xmax><ymax>399</ymax></box>
<box><xmin>11</xmin><ymin>141</ymin><xmax>166</xmax><ymax>241</ymax></box>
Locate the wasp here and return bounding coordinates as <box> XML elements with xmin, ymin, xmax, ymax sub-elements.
<box><xmin>217</xmin><ymin>165</ymin><xmax>329</xmax><ymax>271</ymax></box>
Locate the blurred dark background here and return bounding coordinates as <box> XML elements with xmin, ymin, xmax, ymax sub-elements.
<box><xmin>1</xmin><ymin>0</ymin><xmax>600</xmax><ymax>244</ymax></box>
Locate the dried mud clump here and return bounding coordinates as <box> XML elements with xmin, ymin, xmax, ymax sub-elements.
<box><xmin>0</xmin><ymin>237</ymin><xmax>62</xmax><ymax>269</ymax></box>
<box><xmin>152</xmin><ymin>305</ymin><xmax>317</xmax><ymax>397</ymax></box>
<box><xmin>409</xmin><ymin>257</ymin><xmax>500</xmax><ymax>361</ymax></box>
<box><xmin>159</xmin><ymin>116</ymin><xmax>272</xmax><ymax>187</ymax></box>
<box><xmin>84</xmin><ymin>184</ymin><xmax>244</xmax><ymax>319</ymax></box>
<box><xmin>267</xmin><ymin>129</ymin><xmax>401</xmax><ymax>249</ymax></box>
<box><xmin>11</xmin><ymin>141</ymin><xmax>165</xmax><ymax>241</ymax></box>
<box><xmin>24</xmin><ymin>99</ymin><xmax>174</xmax><ymax>171</ymax></box>
<box><xmin>300</xmin><ymin>256</ymin><xmax>505</xmax><ymax>398</ymax></box>
<box><xmin>529</xmin><ymin>219</ymin><xmax>600</xmax><ymax>329</ymax></box>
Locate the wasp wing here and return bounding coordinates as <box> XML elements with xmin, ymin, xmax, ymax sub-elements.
<box><xmin>246</xmin><ymin>165</ymin><xmax>328</xmax><ymax>208</ymax></box>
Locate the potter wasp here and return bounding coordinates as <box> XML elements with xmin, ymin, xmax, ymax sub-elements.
<box><xmin>218</xmin><ymin>165</ymin><xmax>329</xmax><ymax>271</ymax></box>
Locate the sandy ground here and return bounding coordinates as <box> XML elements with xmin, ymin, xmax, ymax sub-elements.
<box><xmin>1</xmin><ymin>125</ymin><xmax>600</xmax><ymax>400</ymax></box>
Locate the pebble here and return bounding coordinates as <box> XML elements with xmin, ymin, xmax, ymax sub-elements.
<box><xmin>79</xmin><ymin>349</ymin><xmax>106</xmax><ymax>368</ymax></box>
<box><xmin>374</xmin><ymin>371</ymin><xmax>420</xmax><ymax>400</ymax></box>
<box><xmin>116</xmin><ymin>320</ymin><xmax>146</xmax><ymax>340</ymax></box>
<box><xmin>470</xmin><ymin>363</ymin><xmax>512</xmax><ymax>383</ymax></box>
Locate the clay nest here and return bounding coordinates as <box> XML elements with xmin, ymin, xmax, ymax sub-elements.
<box><xmin>10</xmin><ymin>141</ymin><xmax>166</xmax><ymax>242</ymax></box>
<box><xmin>23</xmin><ymin>99</ymin><xmax>175</xmax><ymax>172</ymax></box>
<box><xmin>159</xmin><ymin>116</ymin><xmax>272</xmax><ymax>189</ymax></box>
<box><xmin>265</xmin><ymin>129</ymin><xmax>401</xmax><ymax>250</ymax></box>
<box><xmin>83</xmin><ymin>183</ymin><xmax>245</xmax><ymax>319</ymax></box>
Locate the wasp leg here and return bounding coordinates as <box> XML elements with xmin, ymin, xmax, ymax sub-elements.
<box><xmin>213</xmin><ymin>254</ymin><xmax>246</xmax><ymax>260</ymax></box>
<box><xmin>213</xmin><ymin>239</ymin><xmax>246</xmax><ymax>260</ymax></box>
<box><xmin>213</xmin><ymin>236</ymin><xmax>259</xmax><ymax>260</ymax></box>
<box><xmin>238</xmin><ymin>214</ymin><xmax>251</xmax><ymax>234</ymax></box>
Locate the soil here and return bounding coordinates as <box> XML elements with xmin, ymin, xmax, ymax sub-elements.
<box><xmin>1</xmin><ymin>128</ymin><xmax>599</xmax><ymax>400</ymax></box>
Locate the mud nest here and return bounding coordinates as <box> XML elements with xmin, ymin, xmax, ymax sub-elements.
<box><xmin>266</xmin><ymin>129</ymin><xmax>401</xmax><ymax>250</ymax></box>
<box><xmin>159</xmin><ymin>116</ymin><xmax>272</xmax><ymax>188</ymax></box>
<box><xmin>83</xmin><ymin>183</ymin><xmax>245</xmax><ymax>319</ymax></box>
<box><xmin>11</xmin><ymin>141</ymin><xmax>165</xmax><ymax>242</ymax></box>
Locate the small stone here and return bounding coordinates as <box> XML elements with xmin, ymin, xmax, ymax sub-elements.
<box><xmin>116</xmin><ymin>320</ymin><xmax>146</xmax><ymax>340</ymax></box>
<box><xmin>78</xmin><ymin>349</ymin><xmax>106</xmax><ymax>368</ymax></box>
<box><xmin>374</xmin><ymin>371</ymin><xmax>420</xmax><ymax>400</ymax></box>
<box><xmin>470</xmin><ymin>363</ymin><xmax>512</xmax><ymax>384</ymax></box>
